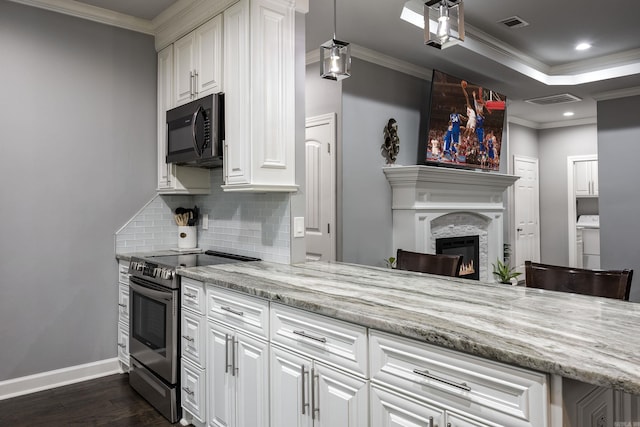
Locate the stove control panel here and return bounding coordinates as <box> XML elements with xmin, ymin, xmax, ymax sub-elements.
<box><xmin>128</xmin><ymin>258</ymin><xmax>177</xmax><ymax>288</ymax></box>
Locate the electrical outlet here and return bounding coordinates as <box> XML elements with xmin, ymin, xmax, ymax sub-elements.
<box><xmin>202</xmin><ymin>213</ymin><xmax>209</xmax><ymax>230</ymax></box>
<box><xmin>294</xmin><ymin>217</ymin><xmax>305</xmax><ymax>238</ymax></box>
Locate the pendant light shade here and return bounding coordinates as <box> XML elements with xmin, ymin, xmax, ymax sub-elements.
<box><xmin>425</xmin><ymin>0</ymin><xmax>464</xmax><ymax>49</ymax></box>
<box><xmin>320</xmin><ymin>0</ymin><xmax>351</xmax><ymax>80</ymax></box>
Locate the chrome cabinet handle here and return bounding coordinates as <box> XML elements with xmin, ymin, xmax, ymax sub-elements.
<box><xmin>182</xmin><ymin>386</ymin><xmax>194</xmax><ymax>396</ymax></box>
<box><xmin>118</xmin><ymin>303</ymin><xmax>127</xmax><ymax>308</ymax></box>
<box><xmin>293</xmin><ymin>330</ymin><xmax>327</xmax><ymax>343</ymax></box>
<box><xmin>225</xmin><ymin>334</ymin><xmax>232</xmax><ymax>373</ymax></box>
<box><xmin>429</xmin><ymin>417</ymin><xmax>434</xmax><ymax>427</ymax></box>
<box><xmin>232</xmin><ymin>337</ymin><xmax>238</xmax><ymax>377</ymax></box>
<box><xmin>311</xmin><ymin>368</ymin><xmax>319</xmax><ymax>420</ymax></box>
<box><xmin>189</xmin><ymin>70</ymin><xmax>194</xmax><ymax>98</ymax></box>
<box><xmin>117</xmin><ymin>343</ymin><xmax>126</xmax><ymax>348</ymax></box>
<box><xmin>301</xmin><ymin>365</ymin><xmax>309</xmax><ymax>415</ymax></box>
<box><xmin>221</xmin><ymin>306</ymin><xmax>244</xmax><ymax>316</ymax></box>
<box><xmin>193</xmin><ymin>70</ymin><xmax>199</xmax><ymax>96</ymax></box>
<box><xmin>184</xmin><ymin>292</ymin><xmax>197</xmax><ymax>299</ymax></box>
<box><xmin>412</xmin><ymin>368</ymin><xmax>472</xmax><ymax>392</ymax></box>
<box><xmin>182</xmin><ymin>335</ymin><xmax>194</xmax><ymax>342</ymax></box>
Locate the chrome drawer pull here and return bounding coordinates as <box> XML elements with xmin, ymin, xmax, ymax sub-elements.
<box><xmin>118</xmin><ymin>303</ymin><xmax>127</xmax><ymax>308</ymax></box>
<box><xmin>184</xmin><ymin>292</ymin><xmax>197</xmax><ymax>299</ymax></box>
<box><xmin>221</xmin><ymin>306</ymin><xmax>244</xmax><ymax>316</ymax></box>
<box><xmin>293</xmin><ymin>330</ymin><xmax>327</xmax><ymax>343</ymax></box>
<box><xmin>182</xmin><ymin>386</ymin><xmax>194</xmax><ymax>396</ymax></box>
<box><xmin>182</xmin><ymin>335</ymin><xmax>194</xmax><ymax>342</ymax></box>
<box><xmin>117</xmin><ymin>343</ymin><xmax>126</xmax><ymax>348</ymax></box>
<box><xmin>412</xmin><ymin>368</ymin><xmax>472</xmax><ymax>392</ymax></box>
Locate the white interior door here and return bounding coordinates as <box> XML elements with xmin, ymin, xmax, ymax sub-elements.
<box><xmin>305</xmin><ymin>114</ymin><xmax>336</xmax><ymax>261</ymax></box>
<box><xmin>513</xmin><ymin>155</ymin><xmax>540</xmax><ymax>272</ymax></box>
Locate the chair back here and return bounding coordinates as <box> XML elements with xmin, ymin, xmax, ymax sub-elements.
<box><xmin>524</xmin><ymin>261</ymin><xmax>633</xmax><ymax>300</ymax></box>
<box><xmin>396</xmin><ymin>249</ymin><xmax>463</xmax><ymax>277</ymax></box>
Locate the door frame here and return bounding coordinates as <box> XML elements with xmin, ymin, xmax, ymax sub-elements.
<box><xmin>567</xmin><ymin>154</ymin><xmax>598</xmax><ymax>267</ymax></box>
<box><xmin>512</xmin><ymin>154</ymin><xmax>540</xmax><ymax>272</ymax></box>
<box><xmin>305</xmin><ymin>113</ymin><xmax>337</xmax><ymax>261</ymax></box>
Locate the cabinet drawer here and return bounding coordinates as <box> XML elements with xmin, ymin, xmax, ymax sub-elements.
<box><xmin>181</xmin><ymin>359</ymin><xmax>206</xmax><ymax>423</ymax></box>
<box><xmin>118</xmin><ymin>260</ymin><xmax>130</xmax><ymax>284</ymax></box>
<box><xmin>369</xmin><ymin>330</ymin><xmax>548</xmax><ymax>427</ymax></box>
<box><xmin>371</xmin><ymin>383</ymin><xmax>445</xmax><ymax>427</ymax></box>
<box><xmin>182</xmin><ymin>277</ymin><xmax>205</xmax><ymax>314</ymax></box>
<box><xmin>118</xmin><ymin>283</ymin><xmax>130</xmax><ymax>325</ymax></box>
<box><xmin>270</xmin><ymin>303</ymin><xmax>368</xmax><ymax>377</ymax></box>
<box><xmin>117</xmin><ymin>322</ymin><xmax>129</xmax><ymax>367</ymax></box>
<box><xmin>182</xmin><ymin>310</ymin><xmax>206</xmax><ymax>368</ymax></box>
<box><xmin>207</xmin><ymin>286</ymin><xmax>269</xmax><ymax>339</ymax></box>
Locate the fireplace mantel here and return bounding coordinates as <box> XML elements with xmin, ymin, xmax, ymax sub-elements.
<box><xmin>383</xmin><ymin>165</ymin><xmax>519</xmax><ymax>281</ymax></box>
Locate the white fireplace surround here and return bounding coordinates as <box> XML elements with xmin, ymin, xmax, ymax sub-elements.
<box><xmin>384</xmin><ymin>165</ymin><xmax>519</xmax><ymax>282</ymax></box>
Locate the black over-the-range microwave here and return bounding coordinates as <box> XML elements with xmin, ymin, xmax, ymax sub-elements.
<box><xmin>166</xmin><ymin>93</ymin><xmax>224</xmax><ymax>168</ymax></box>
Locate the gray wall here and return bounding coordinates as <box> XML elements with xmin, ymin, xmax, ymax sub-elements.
<box><xmin>341</xmin><ymin>59</ymin><xmax>430</xmax><ymax>266</ymax></box>
<box><xmin>537</xmin><ymin>124</ymin><xmax>597</xmax><ymax>265</ymax></box>
<box><xmin>508</xmin><ymin>122</ymin><xmax>539</xmax><ymax>161</ymax></box>
<box><xmin>597</xmin><ymin>95</ymin><xmax>640</xmax><ymax>302</ymax></box>
<box><xmin>0</xmin><ymin>2</ymin><xmax>157</xmax><ymax>380</ymax></box>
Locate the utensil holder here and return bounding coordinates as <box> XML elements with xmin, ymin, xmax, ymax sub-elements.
<box><xmin>178</xmin><ymin>226</ymin><xmax>197</xmax><ymax>249</ymax></box>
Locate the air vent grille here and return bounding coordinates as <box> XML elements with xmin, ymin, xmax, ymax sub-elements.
<box><xmin>525</xmin><ymin>93</ymin><xmax>582</xmax><ymax>106</ymax></box>
<box><xmin>498</xmin><ymin>16</ymin><xmax>529</xmax><ymax>29</ymax></box>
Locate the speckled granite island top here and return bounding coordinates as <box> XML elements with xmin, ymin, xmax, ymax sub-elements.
<box><xmin>178</xmin><ymin>260</ymin><xmax>640</xmax><ymax>395</ymax></box>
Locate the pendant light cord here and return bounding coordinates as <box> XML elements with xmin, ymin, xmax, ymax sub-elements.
<box><xmin>333</xmin><ymin>0</ymin><xmax>337</xmax><ymax>40</ymax></box>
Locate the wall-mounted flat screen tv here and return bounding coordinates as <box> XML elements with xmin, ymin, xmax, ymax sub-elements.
<box><xmin>425</xmin><ymin>70</ymin><xmax>507</xmax><ymax>171</ymax></box>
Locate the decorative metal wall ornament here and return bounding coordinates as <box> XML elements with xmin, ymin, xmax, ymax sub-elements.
<box><xmin>381</xmin><ymin>118</ymin><xmax>400</xmax><ymax>164</ymax></box>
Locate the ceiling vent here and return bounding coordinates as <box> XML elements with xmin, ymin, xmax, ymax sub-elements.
<box><xmin>525</xmin><ymin>93</ymin><xmax>583</xmax><ymax>106</ymax></box>
<box><xmin>498</xmin><ymin>16</ymin><xmax>529</xmax><ymax>29</ymax></box>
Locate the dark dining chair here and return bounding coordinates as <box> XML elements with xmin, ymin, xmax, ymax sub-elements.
<box><xmin>524</xmin><ymin>261</ymin><xmax>633</xmax><ymax>300</ymax></box>
<box><xmin>396</xmin><ymin>249</ymin><xmax>463</xmax><ymax>277</ymax></box>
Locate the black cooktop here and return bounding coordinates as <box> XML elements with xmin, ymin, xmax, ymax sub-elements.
<box><xmin>144</xmin><ymin>250</ymin><xmax>260</xmax><ymax>269</ymax></box>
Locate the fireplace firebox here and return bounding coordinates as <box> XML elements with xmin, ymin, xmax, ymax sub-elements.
<box><xmin>436</xmin><ymin>235</ymin><xmax>480</xmax><ymax>280</ymax></box>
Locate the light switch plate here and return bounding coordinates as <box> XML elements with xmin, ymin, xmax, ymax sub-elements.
<box><xmin>293</xmin><ymin>217</ymin><xmax>305</xmax><ymax>238</ymax></box>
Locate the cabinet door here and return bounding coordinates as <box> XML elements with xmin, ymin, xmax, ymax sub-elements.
<box><xmin>174</xmin><ymin>31</ymin><xmax>196</xmax><ymax>106</ymax></box>
<box><xmin>117</xmin><ymin>322</ymin><xmax>129</xmax><ymax>368</ymax></box>
<box><xmin>208</xmin><ymin>321</ymin><xmax>236</xmax><ymax>427</ymax></box>
<box><xmin>270</xmin><ymin>346</ymin><xmax>313</xmax><ymax>427</ymax></box>
<box><xmin>314</xmin><ymin>362</ymin><xmax>368</xmax><ymax>427</ymax></box>
<box><xmin>574</xmin><ymin>161</ymin><xmax>594</xmax><ymax>196</ymax></box>
<box><xmin>182</xmin><ymin>310</ymin><xmax>206</xmax><ymax>368</ymax></box>
<box><xmin>590</xmin><ymin>160</ymin><xmax>598</xmax><ymax>195</ymax></box>
<box><xmin>157</xmin><ymin>45</ymin><xmax>174</xmax><ymax>189</ymax></box>
<box><xmin>181</xmin><ymin>359</ymin><xmax>206</xmax><ymax>423</ymax></box>
<box><xmin>223</xmin><ymin>0</ymin><xmax>251</xmax><ymax>186</ymax></box>
<box><xmin>235</xmin><ymin>332</ymin><xmax>270</xmax><ymax>427</ymax></box>
<box><xmin>371</xmin><ymin>384</ymin><xmax>445</xmax><ymax>427</ymax></box>
<box><xmin>194</xmin><ymin>15</ymin><xmax>222</xmax><ymax>98</ymax></box>
<box><xmin>118</xmin><ymin>283</ymin><xmax>129</xmax><ymax>325</ymax></box>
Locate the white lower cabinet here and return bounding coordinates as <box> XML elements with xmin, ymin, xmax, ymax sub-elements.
<box><xmin>270</xmin><ymin>345</ymin><xmax>368</xmax><ymax>427</ymax></box>
<box><xmin>116</xmin><ymin>260</ymin><xmax>130</xmax><ymax>371</ymax></box>
<box><xmin>371</xmin><ymin>383</ymin><xmax>445</xmax><ymax>427</ymax></box>
<box><xmin>207</xmin><ymin>320</ymin><xmax>270</xmax><ymax>427</ymax></box>
<box><xmin>369</xmin><ymin>330</ymin><xmax>549</xmax><ymax>427</ymax></box>
<box><xmin>182</xmin><ymin>358</ymin><xmax>207</xmax><ymax>422</ymax></box>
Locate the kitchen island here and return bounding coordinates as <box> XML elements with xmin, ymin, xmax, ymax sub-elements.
<box><xmin>174</xmin><ymin>259</ymin><xmax>640</xmax><ymax>426</ymax></box>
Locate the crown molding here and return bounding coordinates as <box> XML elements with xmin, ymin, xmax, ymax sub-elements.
<box><xmin>593</xmin><ymin>86</ymin><xmax>640</xmax><ymax>101</ymax></box>
<box><xmin>537</xmin><ymin>117</ymin><xmax>597</xmax><ymax>130</ymax></box>
<box><xmin>306</xmin><ymin>44</ymin><xmax>433</xmax><ymax>81</ymax></box>
<box><xmin>7</xmin><ymin>0</ymin><xmax>154</xmax><ymax>34</ymax></box>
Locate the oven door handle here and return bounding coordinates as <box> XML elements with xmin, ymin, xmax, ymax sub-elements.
<box><xmin>130</xmin><ymin>279</ymin><xmax>173</xmax><ymax>301</ymax></box>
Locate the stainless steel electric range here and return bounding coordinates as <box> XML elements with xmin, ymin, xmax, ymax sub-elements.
<box><xmin>127</xmin><ymin>250</ymin><xmax>259</xmax><ymax>422</ymax></box>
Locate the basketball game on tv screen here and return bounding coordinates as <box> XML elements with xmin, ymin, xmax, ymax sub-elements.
<box><xmin>425</xmin><ymin>70</ymin><xmax>507</xmax><ymax>171</ymax></box>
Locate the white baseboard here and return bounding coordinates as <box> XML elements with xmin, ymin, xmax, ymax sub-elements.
<box><xmin>0</xmin><ymin>358</ymin><xmax>122</xmax><ymax>400</ymax></box>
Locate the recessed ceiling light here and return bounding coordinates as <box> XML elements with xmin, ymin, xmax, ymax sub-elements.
<box><xmin>563</xmin><ymin>111</ymin><xmax>575</xmax><ymax>117</ymax></box>
<box><xmin>575</xmin><ymin>42</ymin><xmax>591</xmax><ymax>51</ymax></box>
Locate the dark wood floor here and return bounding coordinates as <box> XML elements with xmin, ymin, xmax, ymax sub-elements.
<box><xmin>0</xmin><ymin>373</ymin><xmax>183</xmax><ymax>426</ymax></box>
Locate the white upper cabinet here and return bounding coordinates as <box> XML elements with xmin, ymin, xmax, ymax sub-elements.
<box><xmin>574</xmin><ymin>160</ymin><xmax>598</xmax><ymax>197</ymax></box>
<box><xmin>174</xmin><ymin>15</ymin><xmax>223</xmax><ymax>107</ymax></box>
<box><xmin>222</xmin><ymin>0</ymin><xmax>298</xmax><ymax>192</ymax></box>
<box><xmin>156</xmin><ymin>45</ymin><xmax>211</xmax><ymax>195</ymax></box>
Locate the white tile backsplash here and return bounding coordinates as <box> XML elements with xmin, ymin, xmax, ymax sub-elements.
<box><xmin>115</xmin><ymin>172</ymin><xmax>291</xmax><ymax>263</ymax></box>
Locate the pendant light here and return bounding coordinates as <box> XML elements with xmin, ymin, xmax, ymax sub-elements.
<box><xmin>425</xmin><ymin>0</ymin><xmax>465</xmax><ymax>49</ymax></box>
<box><xmin>320</xmin><ymin>0</ymin><xmax>351</xmax><ymax>80</ymax></box>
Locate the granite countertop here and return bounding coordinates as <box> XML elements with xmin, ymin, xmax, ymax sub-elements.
<box><xmin>178</xmin><ymin>260</ymin><xmax>640</xmax><ymax>395</ymax></box>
